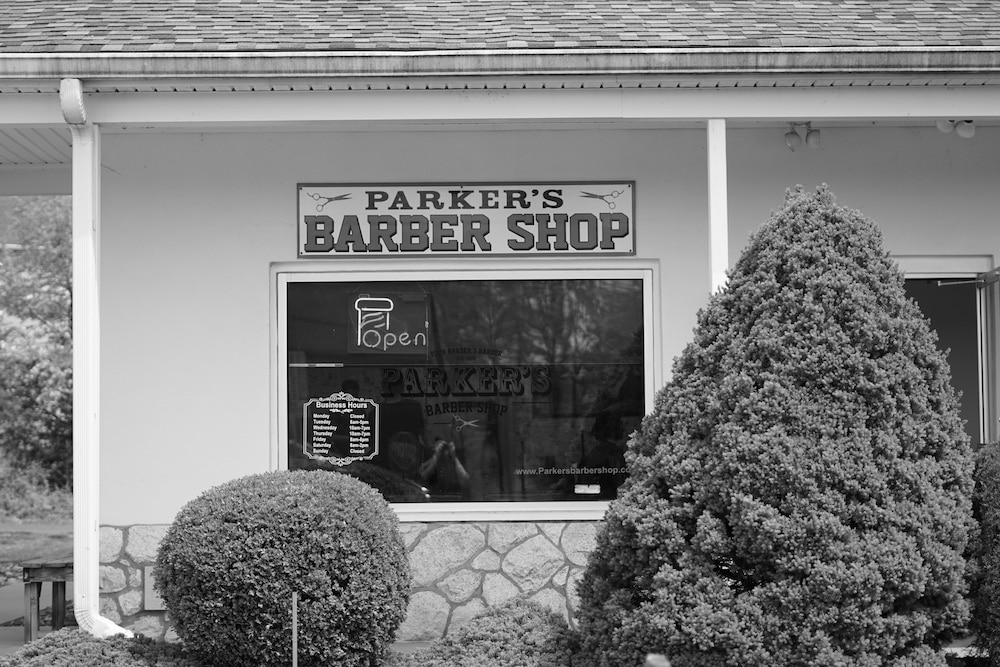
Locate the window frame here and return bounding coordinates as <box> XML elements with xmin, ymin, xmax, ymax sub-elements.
<box><xmin>270</xmin><ymin>258</ymin><xmax>661</xmax><ymax>522</ymax></box>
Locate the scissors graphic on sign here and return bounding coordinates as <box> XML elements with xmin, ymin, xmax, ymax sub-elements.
<box><xmin>453</xmin><ymin>415</ymin><xmax>480</xmax><ymax>431</ymax></box>
<box><xmin>580</xmin><ymin>189</ymin><xmax>625</xmax><ymax>210</ymax></box>
<box><xmin>307</xmin><ymin>191</ymin><xmax>351</xmax><ymax>211</ymax></box>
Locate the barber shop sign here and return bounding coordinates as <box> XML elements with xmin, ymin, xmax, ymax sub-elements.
<box><xmin>297</xmin><ymin>182</ymin><xmax>635</xmax><ymax>257</ymax></box>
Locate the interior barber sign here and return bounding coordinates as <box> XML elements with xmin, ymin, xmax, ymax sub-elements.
<box><xmin>298</xmin><ymin>182</ymin><xmax>635</xmax><ymax>257</ymax></box>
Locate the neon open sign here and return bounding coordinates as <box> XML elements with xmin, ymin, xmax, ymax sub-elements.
<box><xmin>352</xmin><ymin>294</ymin><xmax>429</xmax><ymax>355</ymax></box>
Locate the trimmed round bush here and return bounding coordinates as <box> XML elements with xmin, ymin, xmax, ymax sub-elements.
<box><xmin>576</xmin><ymin>186</ymin><xmax>976</xmax><ymax>667</ymax></box>
<box><xmin>154</xmin><ymin>470</ymin><xmax>411</xmax><ymax>667</ymax></box>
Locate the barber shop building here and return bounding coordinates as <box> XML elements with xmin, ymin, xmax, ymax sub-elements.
<box><xmin>0</xmin><ymin>0</ymin><xmax>998</xmax><ymax>641</ymax></box>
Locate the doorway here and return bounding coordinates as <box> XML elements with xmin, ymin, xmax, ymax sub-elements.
<box><xmin>905</xmin><ymin>278</ymin><xmax>982</xmax><ymax>448</ymax></box>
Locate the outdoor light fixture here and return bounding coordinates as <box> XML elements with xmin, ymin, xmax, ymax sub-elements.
<box><xmin>805</xmin><ymin>124</ymin><xmax>821</xmax><ymax>149</ymax></box>
<box><xmin>956</xmin><ymin>120</ymin><xmax>976</xmax><ymax>138</ymax></box>
<box><xmin>784</xmin><ymin>126</ymin><xmax>803</xmax><ymax>151</ymax></box>
<box><xmin>937</xmin><ymin>119</ymin><xmax>976</xmax><ymax>138</ymax></box>
<box><xmin>785</xmin><ymin>122</ymin><xmax>821</xmax><ymax>151</ymax></box>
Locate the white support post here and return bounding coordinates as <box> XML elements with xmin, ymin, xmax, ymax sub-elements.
<box><xmin>707</xmin><ymin>118</ymin><xmax>730</xmax><ymax>293</ymax></box>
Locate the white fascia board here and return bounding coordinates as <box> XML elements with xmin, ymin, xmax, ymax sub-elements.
<box><xmin>79</xmin><ymin>84</ymin><xmax>1000</xmax><ymax>127</ymax></box>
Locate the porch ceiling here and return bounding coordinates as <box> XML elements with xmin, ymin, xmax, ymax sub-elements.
<box><xmin>0</xmin><ymin>125</ymin><xmax>70</xmax><ymax>166</ymax></box>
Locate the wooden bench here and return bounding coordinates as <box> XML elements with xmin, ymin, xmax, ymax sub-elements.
<box><xmin>21</xmin><ymin>554</ymin><xmax>73</xmax><ymax>643</ymax></box>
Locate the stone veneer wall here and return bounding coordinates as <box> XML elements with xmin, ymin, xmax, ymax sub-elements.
<box><xmin>98</xmin><ymin>521</ymin><xmax>599</xmax><ymax>642</ymax></box>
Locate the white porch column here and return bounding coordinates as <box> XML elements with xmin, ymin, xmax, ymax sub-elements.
<box><xmin>62</xmin><ymin>77</ymin><xmax>132</xmax><ymax>638</ymax></box>
<box><xmin>707</xmin><ymin>118</ymin><xmax>729</xmax><ymax>293</ymax></box>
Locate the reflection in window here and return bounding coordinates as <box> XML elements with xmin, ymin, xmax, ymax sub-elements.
<box><xmin>284</xmin><ymin>277</ymin><xmax>646</xmax><ymax>503</ymax></box>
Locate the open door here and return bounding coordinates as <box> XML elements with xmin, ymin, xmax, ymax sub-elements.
<box><xmin>906</xmin><ymin>277</ymin><xmax>981</xmax><ymax>447</ymax></box>
<box><xmin>981</xmin><ymin>267</ymin><xmax>1000</xmax><ymax>444</ymax></box>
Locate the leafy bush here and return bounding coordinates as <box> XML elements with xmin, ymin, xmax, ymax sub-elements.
<box><xmin>576</xmin><ymin>186</ymin><xmax>976</xmax><ymax>667</ymax></box>
<box><xmin>154</xmin><ymin>470</ymin><xmax>411</xmax><ymax>667</ymax></box>
<box><xmin>0</xmin><ymin>628</ymin><xmax>199</xmax><ymax>667</ymax></box>
<box><xmin>391</xmin><ymin>597</ymin><xmax>579</xmax><ymax>667</ymax></box>
<box><xmin>0</xmin><ymin>196</ymin><xmax>73</xmax><ymax>488</ymax></box>
<box><xmin>972</xmin><ymin>442</ymin><xmax>1000</xmax><ymax>664</ymax></box>
<box><xmin>0</xmin><ymin>311</ymin><xmax>72</xmax><ymax>488</ymax></box>
<box><xmin>0</xmin><ymin>452</ymin><xmax>72</xmax><ymax>523</ymax></box>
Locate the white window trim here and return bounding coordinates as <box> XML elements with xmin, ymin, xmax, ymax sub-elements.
<box><xmin>270</xmin><ymin>258</ymin><xmax>662</xmax><ymax>522</ymax></box>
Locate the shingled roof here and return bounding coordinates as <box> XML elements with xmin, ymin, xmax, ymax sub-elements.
<box><xmin>2</xmin><ymin>0</ymin><xmax>1000</xmax><ymax>53</ymax></box>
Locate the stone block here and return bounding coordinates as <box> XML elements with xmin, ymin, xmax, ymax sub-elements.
<box><xmin>100</xmin><ymin>596</ymin><xmax>122</xmax><ymax>624</ymax></box>
<box><xmin>561</xmin><ymin>523</ymin><xmax>598</xmax><ymax>566</ymax></box>
<box><xmin>438</xmin><ymin>569</ymin><xmax>481</xmax><ymax>603</ymax></box>
<box><xmin>396</xmin><ymin>591</ymin><xmax>451</xmax><ymax>641</ymax></box>
<box><xmin>398</xmin><ymin>523</ymin><xmax>428</xmax><ymax>549</ymax></box>
<box><xmin>119</xmin><ymin>589</ymin><xmax>143</xmax><ymax>616</ymax></box>
<box><xmin>481</xmin><ymin>572</ymin><xmax>519</xmax><ymax>607</ymax></box>
<box><xmin>144</xmin><ymin>566</ymin><xmax>166</xmax><ymax>611</ymax></box>
<box><xmin>100</xmin><ymin>566</ymin><xmax>127</xmax><ymax>593</ymax></box>
<box><xmin>501</xmin><ymin>534</ymin><xmax>565</xmax><ymax>593</ymax></box>
<box><xmin>539</xmin><ymin>522</ymin><xmax>565</xmax><ymax>543</ymax></box>
<box><xmin>100</xmin><ymin>527</ymin><xmax>124</xmax><ymax>563</ymax></box>
<box><xmin>410</xmin><ymin>524</ymin><xmax>485</xmax><ymax>586</ymax></box>
<box><xmin>471</xmin><ymin>549</ymin><xmax>501</xmax><ymax>571</ymax></box>
<box><xmin>125</xmin><ymin>525</ymin><xmax>170</xmax><ymax>563</ymax></box>
<box><xmin>487</xmin><ymin>522</ymin><xmax>538</xmax><ymax>553</ymax></box>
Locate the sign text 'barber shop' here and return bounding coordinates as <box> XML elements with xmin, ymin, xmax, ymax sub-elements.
<box><xmin>297</xmin><ymin>182</ymin><xmax>635</xmax><ymax>257</ymax></box>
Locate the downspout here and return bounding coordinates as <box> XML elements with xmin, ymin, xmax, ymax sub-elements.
<box><xmin>60</xmin><ymin>77</ymin><xmax>134</xmax><ymax>639</ymax></box>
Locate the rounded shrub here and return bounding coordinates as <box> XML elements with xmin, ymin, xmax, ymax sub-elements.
<box><xmin>576</xmin><ymin>186</ymin><xmax>976</xmax><ymax>667</ymax></box>
<box><xmin>392</xmin><ymin>597</ymin><xmax>579</xmax><ymax>667</ymax></box>
<box><xmin>154</xmin><ymin>470</ymin><xmax>411</xmax><ymax>667</ymax></box>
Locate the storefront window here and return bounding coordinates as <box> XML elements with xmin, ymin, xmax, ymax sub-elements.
<box><xmin>278</xmin><ymin>269</ymin><xmax>651</xmax><ymax>505</ymax></box>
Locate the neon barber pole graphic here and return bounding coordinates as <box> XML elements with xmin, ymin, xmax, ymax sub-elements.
<box><xmin>355</xmin><ymin>297</ymin><xmax>394</xmax><ymax>346</ymax></box>
<box><xmin>352</xmin><ymin>294</ymin><xmax>429</xmax><ymax>355</ymax></box>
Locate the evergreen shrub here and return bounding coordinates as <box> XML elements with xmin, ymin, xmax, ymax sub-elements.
<box><xmin>576</xmin><ymin>186</ymin><xmax>976</xmax><ymax>667</ymax></box>
<box><xmin>0</xmin><ymin>628</ymin><xmax>199</xmax><ymax>667</ymax></box>
<box><xmin>390</xmin><ymin>597</ymin><xmax>578</xmax><ymax>667</ymax></box>
<box><xmin>972</xmin><ymin>442</ymin><xmax>1000</xmax><ymax>664</ymax></box>
<box><xmin>154</xmin><ymin>470</ymin><xmax>411</xmax><ymax>667</ymax></box>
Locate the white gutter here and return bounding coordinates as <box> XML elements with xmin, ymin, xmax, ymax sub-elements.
<box><xmin>61</xmin><ymin>77</ymin><xmax>133</xmax><ymax>640</ymax></box>
<box><xmin>6</xmin><ymin>46</ymin><xmax>1000</xmax><ymax>81</ymax></box>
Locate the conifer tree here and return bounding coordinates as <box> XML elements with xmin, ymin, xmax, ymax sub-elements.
<box><xmin>575</xmin><ymin>186</ymin><xmax>975</xmax><ymax>667</ymax></box>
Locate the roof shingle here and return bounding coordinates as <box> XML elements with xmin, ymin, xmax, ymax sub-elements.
<box><xmin>1</xmin><ymin>0</ymin><xmax>1000</xmax><ymax>53</ymax></box>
